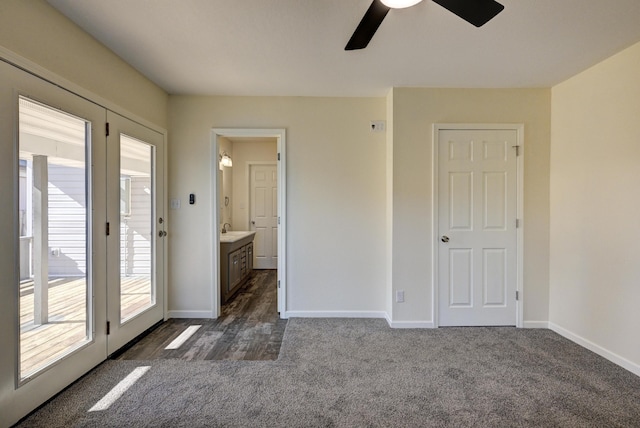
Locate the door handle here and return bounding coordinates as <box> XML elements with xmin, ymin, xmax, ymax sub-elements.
<box><xmin>441</xmin><ymin>235</ymin><xmax>449</xmax><ymax>243</ymax></box>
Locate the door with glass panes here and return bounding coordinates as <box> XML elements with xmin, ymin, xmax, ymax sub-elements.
<box><xmin>0</xmin><ymin>59</ymin><xmax>165</xmax><ymax>425</ymax></box>
<box><xmin>106</xmin><ymin>111</ymin><xmax>165</xmax><ymax>354</ymax></box>
<box><xmin>2</xmin><ymin>59</ymin><xmax>107</xmax><ymax>423</ymax></box>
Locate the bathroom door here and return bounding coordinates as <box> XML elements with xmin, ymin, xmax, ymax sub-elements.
<box><xmin>250</xmin><ymin>164</ymin><xmax>277</xmax><ymax>269</ymax></box>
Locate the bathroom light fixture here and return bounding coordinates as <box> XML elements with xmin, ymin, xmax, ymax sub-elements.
<box><xmin>219</xmin><ymin>152</ymin><xmax>233</xmax><ymax>168</ymax></box>
<box><xmin>380</xmin><ymin>0</ymin><xmax>423</xmax><ymax>8</ymax></box>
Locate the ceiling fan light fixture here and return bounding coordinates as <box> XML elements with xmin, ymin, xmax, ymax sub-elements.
<box><xmin>380</xmin><ymin>0</ymin><xmax>423</xmax><ymax>9</ymax></box>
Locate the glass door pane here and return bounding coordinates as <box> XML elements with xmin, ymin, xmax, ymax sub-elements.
<box><xmin>18</xmin><ymin>96</ymin><xmax>91</xmax><ymax>378</ymax></box>
<box><xmin>120</xmin><ymin>135</ymin><xmax>155</xmax><ymax>322</ymax></box>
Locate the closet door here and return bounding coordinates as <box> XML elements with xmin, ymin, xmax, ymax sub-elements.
<box><xmin>105</xmin><ymin>111</ymin><xmax>165</xmax><ymax>354</ymax></box>
<box><xmin>0</xmin><ymin>60</ymin><xmax>107</xmax><ymax>425</ymax></box>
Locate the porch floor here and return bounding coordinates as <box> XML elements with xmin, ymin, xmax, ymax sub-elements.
<box><xmin>19</xmin><ymin>276</ymin><xmax>151</xmax><ymax>377</ymax></box>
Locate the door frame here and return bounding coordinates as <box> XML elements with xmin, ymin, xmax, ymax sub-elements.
<box><xmin>210</xmin><ymin>128</ymin><xmax>287</xmax><ymax>318</ymax></box>
<box><xmin>432</xmin><ymin>124</ymin><xmax>524</xmax><ymax>328</ymax></box>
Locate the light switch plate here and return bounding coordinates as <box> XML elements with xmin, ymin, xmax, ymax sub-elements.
<box><xmin>370</xmin><ymin>120</ymin><xmax>386</xmax><ymax>132</ymax></box>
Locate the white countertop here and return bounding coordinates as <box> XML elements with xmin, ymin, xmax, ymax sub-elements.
<box><xmin>219</xmin><ymin>230</ymin><xmax>256</xmax><ymax>244</ymax></box>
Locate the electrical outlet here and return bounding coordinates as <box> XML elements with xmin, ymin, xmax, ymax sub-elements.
<box><xmin>396</xmin><ymin>290</ymin><xmax>405</xmax><ymax>303</ymax></box>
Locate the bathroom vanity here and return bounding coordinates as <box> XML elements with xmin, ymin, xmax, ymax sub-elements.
<box><xmin>219</xmin><ymin>231</ymin><xmax>255</xmax><ymax>303</ymax></box>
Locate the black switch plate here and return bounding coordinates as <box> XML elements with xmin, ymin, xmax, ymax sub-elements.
<box><xmin>189</xmin><ymin>193</ymin><xmax>195</xmax><ymax>205</ymax></box>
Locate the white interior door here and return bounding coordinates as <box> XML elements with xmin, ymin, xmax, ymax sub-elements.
<box><xmin>438</xmin><ymin>129</ymin><xmax>518</xmax><ymax>326</ymax></box>
<box><xmin>106</xmin><ymin>112</ymin><xmax>165</xmax><ymax>354</ymax></box>
<box><xmin>250</xmin><ymin>164</ymin><xmax>277</xmax><ymax>269</ymax></box>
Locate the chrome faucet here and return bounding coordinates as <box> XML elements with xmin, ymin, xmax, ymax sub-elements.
<box><xmin>222</xmin><ymin>223</ymin><xmax>232</xmax><ymax>233</ymax></box>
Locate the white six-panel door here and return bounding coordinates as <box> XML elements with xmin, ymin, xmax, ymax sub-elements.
<box><xmin>250</xmin><ymin>164</ymin><xmax>278</xmax><ymax>269</ymax></box>
<box><xmin>438</xmin><ymin>129</ymin><xmax>518</xmax><ymax>326</ymax></box>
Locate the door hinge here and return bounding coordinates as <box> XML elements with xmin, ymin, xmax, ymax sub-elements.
<box><xmin>278</xmin><ymin>280</ymin><xmax>281</xmax><ymax>289</ymax></box>
<box><xmin>106</xmin><ymin>222</ymin><xmax>110</xmax><ymax>236</ymax></box>
<box><xmin>106</xmin><ymin>122</ymin><xmax>110</xmax><ymax>137</ymax></box>
<box><xmin>512</xmin><ymin>145</ymin><xmax>520</xmax><ymax>156</ymax></box>
<box><xmin>106</xmin><ymin>321</ymin><xmax>111</xmax><ymax>335</ymax></box>
<box><xmin>516</xmin><ymin>291</ymin><xmax>519</xmax><ymax>301</ymax></box>
<box><xmin>278</xmin><ymin>216</ymin><xmax>281</xmax><ymax>225</ymax></box>
<box><xmin>515</xmin><ymin>218</ymin><xmax>520</xmax><ymax>228</ymax></box>
<box><xmin>277</xmin><ymin>153</ymin><xmax>280</xmax><ymax>161</ymax></box>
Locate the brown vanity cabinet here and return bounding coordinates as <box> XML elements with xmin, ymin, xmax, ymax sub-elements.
<box><xmin>220</xmin><ymin>234</ymin><xmax>255</xmax><ymax>303</ymax></box>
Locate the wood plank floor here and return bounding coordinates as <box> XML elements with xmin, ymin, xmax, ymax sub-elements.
<box><xmin>20</xmin><ymin>276</ymin><xmax>152</xmax><ymax>377</ymax></box>
<box><xmin>117</xmin><ymin>269</ymin><xmax>287</xmax><ymax>361</ymax></box>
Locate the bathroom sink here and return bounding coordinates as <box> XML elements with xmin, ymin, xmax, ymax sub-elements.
<box><xmin>220</xmin><ymin>230</ymin><xmax>255</xmax><ymax>244</ymax></box>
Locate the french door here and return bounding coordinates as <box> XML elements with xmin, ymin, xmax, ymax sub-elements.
<box><xmin>106</xmin><ymin>111</ymin><xmax>165</xmax><ymax>354</ymax></box>
<box><xmin>0</xmin><ymin>59</ymin><xmax>164</xmax><ymax>425</ymax></box>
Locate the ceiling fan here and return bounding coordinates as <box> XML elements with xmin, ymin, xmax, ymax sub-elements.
<box><xmin>345</xmin><ymin>0</ymin><xmax>504</xmax><ymax>51</ymax></box>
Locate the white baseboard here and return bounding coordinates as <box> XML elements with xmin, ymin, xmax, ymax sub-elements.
<box><xmin>549</xmin><ymin>322</ymin><xmax>640</xmax><ymax>377</ymax></box>
<box><xmin>387</xmin><ymin>320</ymin><xmax>435</xmax><ymax>329</ymax></box>
<box><xmin>523</xmin><ymin>321</ymin><xmax>550</xmax><ymax>329</ymax></box>
<box><xmin>285</xmin><ymin>311</ymin><xmax>388</xmax><ymax>319</ymax></box>
<box><xmin>285</xmin><ymin>311</ymin><xmax>434</xmax><ymax>329</ymax></box>
<box><xmin>167</xmin><ymin>310</ymin><xmax>215</xmax><ymax>319</ymax></box>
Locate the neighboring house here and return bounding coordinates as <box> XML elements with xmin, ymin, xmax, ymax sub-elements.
<box><xmin>0</xmin><ymin>1</ymin><xmax>639</xmax><ymax>426</ymax></box>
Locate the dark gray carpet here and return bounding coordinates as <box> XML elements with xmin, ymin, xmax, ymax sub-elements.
<box><xmin>17</xmin><ymin>319</ymin><xmax>640</xmax><ymax>427</ymax></box>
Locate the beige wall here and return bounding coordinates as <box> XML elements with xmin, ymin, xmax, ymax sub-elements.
<box><xmin>167</xmin><ymin>90</ymin><xmax>551</xmax><ymax>325</ymax></box>
<box><xmin>390</xmin><ymin>88</ymin><xmax>551</xmax><ymax>324</ymax></box>
<box><xmin>550</xmin><ymin>41</ymin><xmax>640</xmax><ymax>371</ymax></box>
<box><xmin>0</xmin><ymin>0</ymin><xmax>168</xmax><ymax>127</ymax></box>
<box><xmin>167</xmin><ymin>96</ymin><xmax>388</xmax><ymax>316</ymax></box>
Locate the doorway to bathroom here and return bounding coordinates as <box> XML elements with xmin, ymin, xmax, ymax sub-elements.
<box><xmin>211</xmin><ymin>129</ymin><xmax>287</xmax><ymax>319</ymax></box>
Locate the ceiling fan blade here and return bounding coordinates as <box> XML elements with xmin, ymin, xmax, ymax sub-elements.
<box><xmin>345</xmin><ymin>0</ymin><xmax>390</xmax><ymax>51</ymax></box>
<box><xmin>432</xmin><ymin>0</ymin><xmax>504</xmax><ymax>27</ymax></box>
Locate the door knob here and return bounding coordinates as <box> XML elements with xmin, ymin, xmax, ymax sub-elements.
<box><xmin>441</xmin><ymin>235</ymin><xmax>449</xmax><ymax>243</ymax></box>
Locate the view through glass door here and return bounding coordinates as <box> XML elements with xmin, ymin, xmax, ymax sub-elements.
<box><xmin>17</xmin><ymin>96</ymin><xmax>100</xmax><ymax>379</ymax></box>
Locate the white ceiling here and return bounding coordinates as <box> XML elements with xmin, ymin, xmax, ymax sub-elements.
<box><xmin>47</xmin><ymin>0</ymin><xmax>640</xmax><ymax>97</ymax></box>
